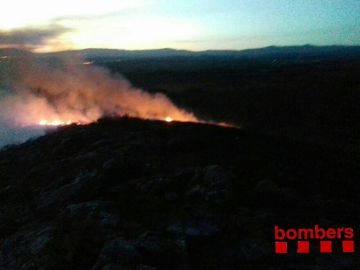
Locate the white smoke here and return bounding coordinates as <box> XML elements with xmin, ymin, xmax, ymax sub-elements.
<box><xmin>0</xmin><ymin>54</ymin><xmax>198</xmax><ymax>147</ymax></box>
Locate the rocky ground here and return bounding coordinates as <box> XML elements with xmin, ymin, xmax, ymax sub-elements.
<box><xmin>0</xmin><ymin>117</ymin><xmax>359</xmax><ymax>269</ymax></box>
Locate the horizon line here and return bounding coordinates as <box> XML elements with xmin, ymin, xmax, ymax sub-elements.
<box><xmin>1</xmin><ymin>44</ymin><xmax>360</xmax><ymax>54</ymax></box>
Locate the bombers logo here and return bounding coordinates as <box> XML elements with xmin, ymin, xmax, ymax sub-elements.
<box><xmin>274</xmin><ymin>225</ymin><xmax>355</xmax><ymax>254</ymax></box>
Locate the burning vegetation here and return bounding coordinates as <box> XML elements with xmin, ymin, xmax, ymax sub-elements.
<box><xmin>0</xmin><ymin>56</ymin><xmax>199</xmax><ymax>130</ymax></box>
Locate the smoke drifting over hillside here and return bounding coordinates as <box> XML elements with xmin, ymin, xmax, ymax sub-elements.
<box><xmin>0</xmin><ymin>55</ymin><xmax>198</xmax><ymax>146</ymax></box>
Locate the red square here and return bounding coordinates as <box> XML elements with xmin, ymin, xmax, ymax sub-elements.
<box><xmin>342</xmin><ymin>240</ymin><xmax>354</xmax><ymax>253</ymax></box>
<box><xmin>320</xmin><ymin>241</ymin><xmax>332</xmax><ymax>253</ymax></box>
<box><xmin>275</xmin><ymin>241</ymin><xmax>287</xmax><ymax>254</ymax></box>
<box><xmin>297</xmin><ymin>241</ymin><xmax>310</xmax><ymax>253</ymax></box>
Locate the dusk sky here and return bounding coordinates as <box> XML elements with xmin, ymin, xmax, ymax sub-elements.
<box><xmin>0</xmin><ymin>0</ymin><xmax>359</xmax><ymax>52</ymax></box>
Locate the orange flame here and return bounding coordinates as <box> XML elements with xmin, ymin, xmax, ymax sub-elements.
<box><xmin>165</xmin><ymin>116</ymin><xmax>173</xmax><ymax>123</ymax></box>
<box><xmin>38</xmin><ymin>119</ymin><xmax>75</xmax><ymax>126</ymax></box>
<box><xmin>0</xmin><ymin>57</ymin><xmax>237</xmax><ymax>130</ymax></box>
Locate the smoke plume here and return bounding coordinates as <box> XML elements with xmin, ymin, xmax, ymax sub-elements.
<box><xmin>0</xmin><ymin>25</ymin><xmax>70</xmax><ymax>50</ymax></box>
<box><xmin>0</xmin><ymin>54</ymin><xmax>198</xmax><ymax>146</ymax></box>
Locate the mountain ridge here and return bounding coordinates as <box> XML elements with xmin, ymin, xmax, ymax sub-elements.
<box><xmin>1</xmin><ymin>45</ymin><xmax>360</xmax><ymax>59</ymax></box>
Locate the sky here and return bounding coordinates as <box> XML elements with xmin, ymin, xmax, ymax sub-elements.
<box><xmin>0</xmin><ymin>0</ymin><xmax>359</xmax><ymax>52</ymax></box>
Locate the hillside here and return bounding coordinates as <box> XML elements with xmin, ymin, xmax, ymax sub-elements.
<box><xmin>0</xmin><ymin>117</ymin><xmax>359</xmax><ymax>269</ymax></box>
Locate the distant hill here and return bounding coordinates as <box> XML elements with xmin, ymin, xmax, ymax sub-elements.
<box><xmin>1</xmin><ymin>45</ymin><xmax>360</xmax><ymax>60</ymax></box>
<box><xmin>54</xmin><ymin>45</ymin><xmax>360</xmax><ymax>60</ymax></box>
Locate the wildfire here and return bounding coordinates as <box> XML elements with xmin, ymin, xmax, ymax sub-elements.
<box><xmin>35</xmin><ymin>116</ymin><xmax>239</xmax><ymax>129</ymax></box>
<box><xmin>165</xmin><ymin>116</ymin><xmax>173</xmax><ymax>122</ymax></box>
<box><xmin>0</xmin><ymin>56</ymin><xmax>242</xmax><ymax>134</ymax></box>
<box><xmin>38</xmin><ymin>119</ymin><xmax>73</xmax><ymax>126</ymax></box>
<box><xmin>38</xmin><ymin>116</ymin><xmax>175</xmax><ymax>126</ymax></box>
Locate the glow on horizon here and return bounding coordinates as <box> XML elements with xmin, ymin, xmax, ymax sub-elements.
<box><xmin>55</xmin><ymin>17</ymin><xmax>199</xmax><ymax>52</ymax></box>
<box><xmin>0</xmin><ymin>0</ymin><xmax>359</xmax><ymax>52</ymax></box>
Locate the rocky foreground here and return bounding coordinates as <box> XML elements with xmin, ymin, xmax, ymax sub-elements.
<box><xmin>0</xmin><ymin>118</ymin><xmax>359</xmax><ymax>269</ymax></box>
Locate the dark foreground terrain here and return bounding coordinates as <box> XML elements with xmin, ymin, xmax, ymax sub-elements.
<box><xmin>0</xmin><ymin>117</ymin><xmax>360</xmax><ymax>269</ymax></box>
